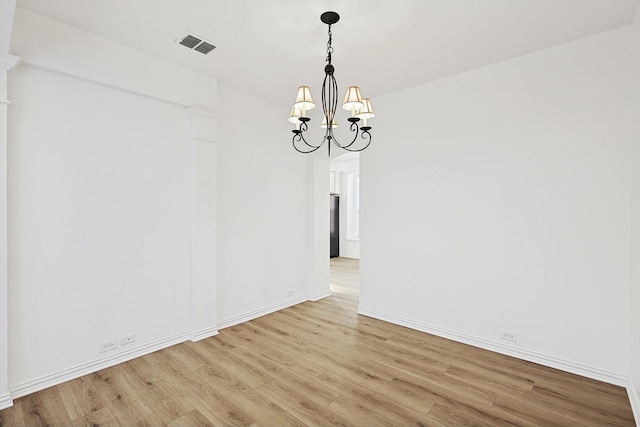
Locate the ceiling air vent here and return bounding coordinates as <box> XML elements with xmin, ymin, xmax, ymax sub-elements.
<box><xmin>194</xmin><ymin>42</ymin><xmax>215</xmax><ymax>55</ymax></box>
<box><xmin>177</xmin><ymin>32</ymin><xmax>216</xmax><ymax>55</ymax></box>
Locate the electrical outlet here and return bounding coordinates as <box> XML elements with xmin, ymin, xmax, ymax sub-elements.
<box><xmin>501</xmin><ymin>331</ymin><xmax>518</xmax><ymax>342</ymax></box>
<box><xmin>99</xmin><ymin>339</ymin><xmax>118</xmax><ymax>353</ymax></box>
<box><xmin>120</xmin><ymin>334</ymin><xmax>136</xmax><ymax>346</ymax></box>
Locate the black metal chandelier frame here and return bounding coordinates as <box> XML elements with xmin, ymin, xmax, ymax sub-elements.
<box><xmin>291</xmin><ymin>11</ymin><xmax>373</xmax><ymax>156</ymax></box>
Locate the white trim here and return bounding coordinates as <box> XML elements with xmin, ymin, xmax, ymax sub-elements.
<box><xmin>0</xmin><ymin>392</ymin><xmax>12</xmax><ymax>410</ymax></box>
<box><xmin>308</xmin><ymin>290</ymin><xmax>332</xmax><ymax>301</ymax></box>
<box><xmin>20</xmin><ymin>62</ymin><xmax>187</xmax><ymax>108</ymax></box>
<box><xmin>10</xmin><ymin>332</ymin><xmax>189</xmax><ymax>400</ymax></box>
<box><xmin>628</xmin><ymin>378</ymin><xmax>640</xmax><ymax>427</ymax></box>
<box><xmin>0</xmin><ymin>51</ymin><xmax>19</xmax><ymax>411</ymax></box>
<box><xmin>190</xmin><ymin>326</ymin><xmax>219</xmax><ymax>342</ymax></box>
<box><xmin>188</xmin><ymin>134</ymin><xmax>197</xmax><ymax>338</ymax></box>
<box><xmin>187</xmin><ymin>105</ymin><xmax>222</xmax><ymax>143</ymax></box>
<box><xmin>357</xmin><ymin>306</ymin><xmax>628</xmax><ymax>387</ymax></box>
<box><xmin>0</xmin><ymin>53</ymin><xmax>20</xmax><ymax>71</ymax></box>
<box><xmin>217</xmin><ymin>295</ymin><xmax>308</xmax><ymax>330</ymax></box>
<box><xmin>186</xmin><ymin>105</ymin><xmax>222</xmax><ymax>121</ymax></box>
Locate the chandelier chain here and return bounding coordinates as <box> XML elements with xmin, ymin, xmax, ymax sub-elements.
<box><xmin>326</xmin><ymin>25</ymin><xmax>334</xmax><ymax>64</ymax></box>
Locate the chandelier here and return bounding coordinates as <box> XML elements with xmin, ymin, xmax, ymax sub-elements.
<box><xmin>289</xmin><ymin>11</ymin><xmax>375</xmax><ymax>155</ymax></box>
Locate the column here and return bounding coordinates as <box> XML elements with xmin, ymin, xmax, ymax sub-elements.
<box><xmin>187</xmin><ymin>106</ymin><xmax>221</xmax><ymax>341</ymax></box>
<box><xmin>0</xmin><ymin>52</ymin><xmax>20</xmax><ymax>409</ymax></box>
<box><xmin>308</xmin><ymin>157</ymin><xmax>331</xmax><ymax>301</ymax></box>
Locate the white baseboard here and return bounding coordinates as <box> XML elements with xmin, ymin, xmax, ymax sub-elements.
<box><xmin>308</xmin><ymin>290</ymin><xmax>332</xmax><ymax>301</ymax></box>
<box><xmin>8</xmin><ymin>295</ymin><xmax>309</xmax><ymax>402</ymax></box>
<box><xmin>628</xmin><ymin>378</ymin><xmax>640</xmax><ymax>427</ymax></box>
<box><xmin>0</xmin><ymin>392</ymin><xmax>12</xmax><ymax>410</ymax></box>
<box><xmin>10</xmin><ymin>332</ymin><xmax>190</xmax><ymax>400</ymax></box>
<box><xmin>190</xmin><ymin>326</ymin><xmax>219</xmax><ymax>342</ymax></box>
<box><xmin>358</xmin><ymin>306</ymin><xmax>628</xmax><ymax>387</ymax></box>
<box><xmin>217</xmin><ymin>294</ymin><xmax>308</xmax><ymax>330</ymax></box>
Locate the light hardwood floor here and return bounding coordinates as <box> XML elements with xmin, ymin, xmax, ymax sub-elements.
<box><xmin>0</xmin><ymin>257</ymin><xmax>635</xmax><ymax>426</ymax></box>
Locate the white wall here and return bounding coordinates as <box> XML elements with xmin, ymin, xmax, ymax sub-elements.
<box><xmin>360</xmin><ymin>25</ymin><xmax>633</xmax><ymax>384</ymax></box>
<box><xmin>8</xmin><ymin>63</ymin><xmax>191</xmax><ymax>389</ymax></box>
<box><xmin>0</xmin><ymin>1</ymin><xmax>18</xmax><ymax>408</ymax></box>
<box><xmin>216</xmin><ymin>84</ymin><xmax>311</xmax><ymax>327</ymax></box>
<box><xmin>330</xmin><ymin>155</ymin><xmax>360</xmax><ymax>259</ymax></box>
<box><xmin>6</xmin><ymin>8</ymin><xmax>218</xmax><ymax>398</ymax></box>
<box><xmin>629</xmin><ymin>4</ymin><xmax>640</xmax><ymax>422</ymax></box>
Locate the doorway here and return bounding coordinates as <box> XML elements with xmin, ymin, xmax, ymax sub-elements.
<box><xmin>329</xmin><ymin>153</ymin><xmax>360</xmax><ymax>300</ymax></box>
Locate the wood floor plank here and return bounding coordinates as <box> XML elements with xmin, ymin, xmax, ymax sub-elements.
<box><xmin>0</xmin><ymin>398</ymin><xmax>25</xmax><ymax>427</ymax></box>
<box><xmin>529</xmin><ymin>383</ymin><xmax>634</xmax><ymax>425</ymax></box>
<box><xmin>159</xmin><ymin>361</ymin><xmax>256</xmax><ymax>427</ymax></box>
<box><xmin>56</xmin><ymin>377</ymin><xmax>104</xmax><ymax>422</ymax></box>
<box><xmin>119</xmin><ymin>361</ymin><xmax>195</xmax><ymax>425</ymax></box>
<box><xmin>196</xmin><ymin>345</ymin><xmax>274</xmax><ymax>390</ymax></box>
<box><xmin>315</xmin><ymin>370</ymin><xmax>436</xmax><ymax>424</ymax></box>
<box><xmin>352</xmin><ymin>338</ymin><xmax>451</xmax><ymax>378</ymax></box>
<box><xmin>166</xmin><ymin>409</ymin><xmax>214</xmax><ymax>427</ymax></box>
<box><xmin>70</xmin><ymin>406</ymin><xmax>118</xmax><ymax>427</ymax></box>
<box><xmin>193</xmin><ymin>361</ymin><xmax>307</xmax><ymax>427</ymax></box>
<box><xmin>427</xmin><ymin>400</ymin><xmax>522</xmax><ymax>427</ymax></box>
<box><xmin>443</xmin><ymin>365</ymin><xmax>535</xmax><ymax>395</ymax></box>
<box><xmin>18</xmin><ymin>386</ymin><xmax>72</xmax><ymax>427</ymax></box>
<box><xmin>325</xmin><ymin>397</ymin><xmax>420</xmax><ymax>427</ymax></box>
<box><xmin>107</xmin><ymin>392</ymin><xmax>156</xmax><ymax>426</ymax></box>
<box><xmin>88</xmin><ymin>365</ymin><xmax>139</xmax><ymax>404</ymax></box>
<box><xmin>1</xmin><ymin>257</ymin><xmax>635</xmax><ymax>426</ymax></box>
<box><xmin>255</xmin><ymin>379</ymin><xmax>349</xmax><ymax>427</ymax></box>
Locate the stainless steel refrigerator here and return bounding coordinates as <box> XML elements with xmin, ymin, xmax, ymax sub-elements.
<box><xmin>330</xmin><ymin>195</ymin><xmax>339</xmax><ymax>258</ymax></box>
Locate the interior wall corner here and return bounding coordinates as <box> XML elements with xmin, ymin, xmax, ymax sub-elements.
<box><xmin>0</xmin><ymin>50</ymin><xmax>20</xmax><ymax>410</ymax></box>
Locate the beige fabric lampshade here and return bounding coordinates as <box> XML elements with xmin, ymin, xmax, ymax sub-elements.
<box><xmin>293</xmin><ymin>86</ymin><xmax>316</xmax><ymax>112</ymax></box>
<box><xmin>342</xmin><ymin>86</ymin><xmax>364</xmax><ymax>112</ymax></box>
<box><xmin>288</xmin><ymin>107</ymin><xmax>302</xmax><ymax>124</ymax></box>
<box><xmin>321</xmin><ymin>115</ymin><xmax>338</xmax><ymax>129</ymax></box>
<box><xmin>356</xmin><ymin>98</ymin><xmax>375</xmax><ymax>120</ymax></box>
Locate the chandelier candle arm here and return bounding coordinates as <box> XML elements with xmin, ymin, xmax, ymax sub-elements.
<box><xmin>289</xmin><ymin>11</ymin><xmax>375</xmax><ymax>155</ymax></box>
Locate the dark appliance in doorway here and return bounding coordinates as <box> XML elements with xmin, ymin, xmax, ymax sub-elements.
<box><xmin>330</xmin><ymin>195</ymin><xmax>339</xmax><ymax>258</ymax></box>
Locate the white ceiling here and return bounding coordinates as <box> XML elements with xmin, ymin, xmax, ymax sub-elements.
<box><xmin>15</xmin><ymin>0</ymin><xmax>639</xmax><ymax>110</ymax></box>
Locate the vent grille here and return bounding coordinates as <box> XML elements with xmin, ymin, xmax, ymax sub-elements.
<box><xmin>177</xmin><ymin>32</ymin><xmax>216</xmax><ymax>55</ymax></box>
<box><xmin>194</xmin><ymin>42</ymin><xmax>216</xmax><ymax>55</ymax></box>
<box><xmin>180</xmin><ymin>35</ymin><xmax>201</xmax><ymax>49</ymax></box>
